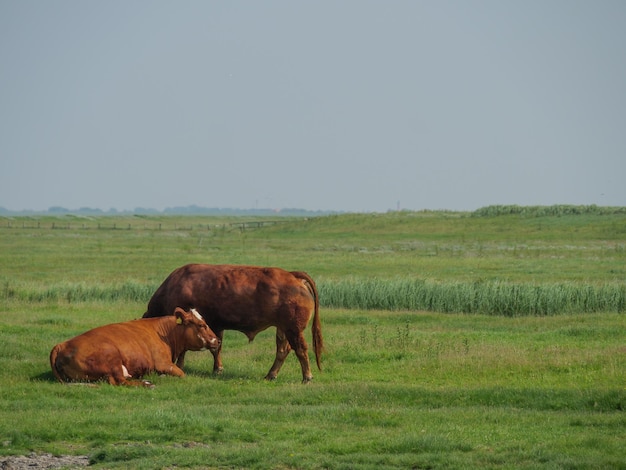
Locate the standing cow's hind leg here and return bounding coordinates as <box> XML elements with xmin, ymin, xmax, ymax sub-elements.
<box><xmin>265</xmin><ymin>329</ymin><xmax>291</xmax><ymax>381</ymax></box>
<box><xmin>288</xmin><ymin>331</ymin><xmax>313</xmax><ymax>384</ymax></box>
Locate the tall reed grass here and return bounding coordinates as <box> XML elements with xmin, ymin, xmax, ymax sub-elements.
<box><xmin>318</xmin><ymin>278</ymin><xmax>626</xmax><ymax>316</ymax></box>
<box><xmin>3</xmin><ymin>278</ymin><xmax>624</xmax><ymax>316</ymax></box>
<box><xmin>1</xmin><ymin>280</ymin><xmax>156</xmax><ymax>304</ymax></box>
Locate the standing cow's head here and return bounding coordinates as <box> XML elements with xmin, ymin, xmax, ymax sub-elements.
<box><xmin>174</xmin><ymin>307</ymin><xmax>220</xmax><ymax>352</ymax></box>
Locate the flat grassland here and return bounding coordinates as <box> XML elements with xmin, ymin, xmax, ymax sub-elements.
<box><xmin>0</xmin><ymin>208</ymin><xmax>624</xmax><ymax>469</ymax></box>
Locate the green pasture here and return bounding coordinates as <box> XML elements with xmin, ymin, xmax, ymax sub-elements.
<box><xmin>0</xmin><ymin>207</ymin><xmax>625</xmax><ymax>468</ymax></box>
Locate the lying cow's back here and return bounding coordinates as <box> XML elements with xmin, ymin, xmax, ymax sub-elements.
<box><xmin>145</xmin><ymin>264</ymin><xmax>314</xmax><ymax>336</ymax></box>
<box><xmin>51</xmin><ymin>320</ymin><xmax>162</xmax><ymax>382</ymax></box>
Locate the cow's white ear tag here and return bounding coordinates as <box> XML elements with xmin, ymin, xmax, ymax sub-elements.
<box><xmin>176</xmin><ymin>317</ymin><xmax>183</xmax><ymax>325</ymax></box>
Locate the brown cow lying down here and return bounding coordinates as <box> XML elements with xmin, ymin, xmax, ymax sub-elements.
<box><xmin>143</xmin><ymin>264</ymin><xmax>323</xmax><ymax>383</ymax></box>
<box><xmin>50</xmin><ymin>307</ymin><xmax>219</xmax><ymax>387</ymax></box>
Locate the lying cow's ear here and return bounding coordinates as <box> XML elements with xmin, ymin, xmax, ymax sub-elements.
<box><xmin>174</xmin><ymin>307</ymin><xmax>186</xmax><ymax>325</ymax></box>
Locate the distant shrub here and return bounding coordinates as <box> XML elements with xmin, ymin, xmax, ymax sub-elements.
<box><xmin>472</xmin><ymin>205</ymin><xmax>626</xmax><ymax>218</ymax></box>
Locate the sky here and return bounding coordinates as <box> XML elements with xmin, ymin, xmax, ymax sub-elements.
<box><xmin>1</xmin><ymin>1</ymin><xmax>625</xmax><ymax>213</ymax></box>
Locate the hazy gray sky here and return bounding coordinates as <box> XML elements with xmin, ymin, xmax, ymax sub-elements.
<box><xmin>1</xmin><ymin>1</ymin><xmax>625</xmax><ymax>213</ymax></box>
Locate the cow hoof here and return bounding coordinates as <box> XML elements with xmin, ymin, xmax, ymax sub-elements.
<box><xmin>302</xmin><ymin>377</ymin><xmax>313</xmax><ymax>384</ymax></box>
<box><xmin>142</xmin><ymin>381</ymin><xmax>155</xmax><ymax>389</ymax></box>
<box><xmin>264</xmin><ymin>374</ymin><xmax>277</xmax><ymax>381</ymax></box>
<box><xmin>213</xmin><ymin>367</ymin><xmax>224</xmax><ymax>375</ymax></box>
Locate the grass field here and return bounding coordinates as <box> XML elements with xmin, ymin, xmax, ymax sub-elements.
<box><xmin>0</xmin><ymin>208</ymin><xmax>625</xmax><ymax>468</ymax></box>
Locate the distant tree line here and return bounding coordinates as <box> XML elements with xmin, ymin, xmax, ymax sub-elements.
<box><xmin>0</xmin><ymin>205</ymin><xmax>340</xmax><ymax>217</ymax></box>
<box><xmin>2</xmin><ymin>204</ymin><xmax>624</xmax><ymax>218</ymax></box>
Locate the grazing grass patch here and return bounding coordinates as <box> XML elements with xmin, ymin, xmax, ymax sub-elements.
<box><xmin>1</xmin><ymin>301</ymin><xmax>625</xmax><ymax>468</ymax></box>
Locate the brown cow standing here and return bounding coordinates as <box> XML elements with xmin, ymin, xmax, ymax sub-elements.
<box><xmin>50</xmin><ymin>307</ymin><xmax>219</xmax><ymax>387</ymax></box>
<box><xmin>142</xmin><ymin>264</ymin><xmax>323</xmax><ymax>383</ymax></box>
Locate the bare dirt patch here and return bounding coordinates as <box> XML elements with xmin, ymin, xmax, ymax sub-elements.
<box><xmin>0</xmin><ymin>452</ymin><xmax>89</xmax><ymax>469</ymax></box>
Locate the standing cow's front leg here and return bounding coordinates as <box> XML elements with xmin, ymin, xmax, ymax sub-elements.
<box><xmin>212</xmin><ymin>330</ymin><xmax>225</xmax><ymax>374</ymax></box>
<box><xmin>265</xmin><ymin>328</ymin><xmax>292</xmax><ymax>381</ymax></box>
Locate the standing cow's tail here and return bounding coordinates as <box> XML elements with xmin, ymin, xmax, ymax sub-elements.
<box><xmin>291</xmin><ymin>271</ymin><xmax>323</xmax><ymax>371</ymax></box>
<box><xmin>49</xmin><ymin>344</ymin><xmax>66</xmax><ymax>384</ymax></box>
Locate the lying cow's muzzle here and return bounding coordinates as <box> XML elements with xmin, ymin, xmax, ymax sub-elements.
<box><xmin>201</xmin><ymin>336</ymin><xmax>220</xmax><ymax>351</ymax></box>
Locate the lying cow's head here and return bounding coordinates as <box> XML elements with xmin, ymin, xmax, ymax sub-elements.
<box><xmin>174</xmin><ymin>307</ymin><xmax>220</xmax><ymax>352</ymax></box>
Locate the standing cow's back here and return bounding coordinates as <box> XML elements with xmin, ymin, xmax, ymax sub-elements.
<box><xmin>146</xmin><ymin>264</ymin><xmax>307</xmax><ymax>333</ymax></box>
